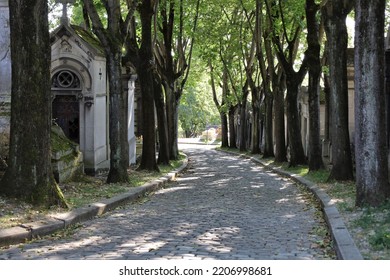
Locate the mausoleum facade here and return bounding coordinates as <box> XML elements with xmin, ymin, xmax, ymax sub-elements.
<box><xmin>0</xmin><ymin>0</ymin><xmax>137</xmax><ymax>178</ymax></box>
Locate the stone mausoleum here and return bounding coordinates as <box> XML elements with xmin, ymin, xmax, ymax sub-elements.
<box><xmin>0</xmin><ymin>0</ymin><xmax>137</xmax><ymax>179</ymax></box>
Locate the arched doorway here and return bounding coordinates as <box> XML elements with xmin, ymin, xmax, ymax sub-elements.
<box><xmin>51</xmin><ymin>70</ymin><xmax>82</xmax><ymax>144</ymax></box>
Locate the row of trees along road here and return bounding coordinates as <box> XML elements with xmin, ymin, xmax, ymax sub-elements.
<box><xmin>197</xmin><ymin>0</ymin><xmax>389</xmax><ymax>207</ymax></box>
<box><xmin>0</xmin><ymin>0</ymin><xmax>389</xmax><ymax>208</ymax></box>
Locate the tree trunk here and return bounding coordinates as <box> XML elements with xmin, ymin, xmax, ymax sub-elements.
<box><xmin>106</xmin><ymin>54</ymin><xmax>130</xmax><ymax>183</ymax></box>
<box><xmin>228</xmin><ymin>105</ymin><xmax>237</xmax><ymax>149</ymax></box>
<box><xmin>306</xmin><ymin>0</ymin><xmax>324</xmax><ymax>171</ymax></box>
<box><xmin>355</xmin><ymin>0</ymin><xmax>390</xmax><ymax>206</ymax></box>
<box><xmin>153</xmin><ymin>76</ymin><xmax>170</xmax><ymax>165</ymax></box>
<box><xmin>239</xmin><ymin>94</ymin><xmax>248</xmax><ymax>152</ymax></box>
<box><xmin>164</xmin><ymin>85</ymin><xmax>180</xmax><ymax>160</ymax></box>
<box><xmin>273</xmin><ymin>74</ymin><xmax>287</xmax><ymax>163</ymax></box>
<box><xmin>137</xmin><ymin>0</ymin><xmax>158</xmax><ymax>171</ymax></box>
<box><xmin>220</xmin><ymin>112</ymin><xmax>229</xmax><ymax>148</ymax></box>
<box><xmin>285</xmin><ymin>77</ymin><xmax>306</xmax><ymax>166</ymax></box>
<box><xmin>263</xmin><ymin>92</ymin><xmax>274</xmax><ymax>157</ymax></box>
<box><xmin>251</xmin><ymin>100</ymin><xmax>261</xmax><ymax>154</ymax></box>
<box><xmin>0</xmin><ymin>0</ymin><xmax>67</xmax><ymax>207</ymax></box>
<box><xmin>322</xmin><ymin>1</ymin><xmax>354</xmax><ymax>181</ymax></box>
<box><xmin>324</xmin><ymin>71</ymin><xmax>331</xmax><ymax>141</ymax></box>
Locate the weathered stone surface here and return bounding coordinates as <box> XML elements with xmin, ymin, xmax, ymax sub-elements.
<box><xmin>20</xmin><ymin>218</ymin><xmax>64</xmax><ymax>239</ymax></box>
<box><xmin>0</xmin><ymin>227</ymin><xmax>30</xmax><ymax>247</ymax></box>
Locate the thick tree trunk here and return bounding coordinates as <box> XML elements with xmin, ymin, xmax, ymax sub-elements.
<box><xmin>239</xmin><ymin>96</ymin><xmax>248</xmax><ymax>152</ymax></box>
<box><xmin>307</xmin><ymin>73</ymin><xmax>323</xmax><ymax>170</ymax></box>
<box><xmin>263</xmin><ymin>93</ymin><xmax>274</xmax><ymax>157</ymax></box>
<box><xmin>323</xmin><ymin>2</ymin><xmax>354</xmax><ymax>181</ymax></box>
<box><xmin>324</xmin><ymin>72</ymin><xmax>331</xmax><ymax>141</ymax></box>
<box><xmin>251</xmin><ymin>103</ymin><xmax>261</xmax><ymax>154</ymax></box>
<box><xmin>228</xmin><ymin>105</ymin><xmax>237</xmax><ymax>149</ymax></box>
<box><xmin>273</xmin><ymin>77</ymin><xmax>287</xmax><ymax>163</ymax></box>
<box><xmin>153</xmin><ymin>76</ymin><xmax>170</xmax><ymax>165</ymax></box>
<box><xmin>164</xmin><ymin>85</ymin><xmax>180</xmax><ymax>160</ymax></box>
<box><xmin>0</xmin><ymin>0</ymin><xmax>67</xmax><ymax>207</ymax></box>
<box><xmin>355</xmin><ymin>0</ymin><xmax>390</xmax><ymax>206</ymax></box>
<box><xmin>220</xmin><ymin>113</ymin><xmax>229</xmax><ymax>148</ymax></box>
<box><xmin>306</xmin><ymin>0</ymin><xmax>324</xmax><ymax>171</ymax></box>
<box><xmin>137</xmin><ymin>0</ymin><xmax>158</xmax><ymax>171</ymax></box>
<box><xmin>285</xmin><ymin>78</ymin><xmax>306</xmax><ymax>166</ymax></box>
<box><xmin>106</xmin><ymin>55</ymin><xmax>130</xmax><ymax>183</ymax></box>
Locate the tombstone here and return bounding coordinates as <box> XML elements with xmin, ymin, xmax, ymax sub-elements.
<box><xmin>0</xmin><ymin>0</ymin><xmax>10</xmax><ymax>155</ymax></box>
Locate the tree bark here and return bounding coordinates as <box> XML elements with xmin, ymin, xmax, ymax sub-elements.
<box><xmin>153</xmin><ymin>75</ymin><xmax>170</xmax><ymax>165</ymax></box>
<box><xmin>137</xmin><ymin>0</ymin><xmax>159</xmax><ymax>171</ymax></box>
<box><xmin>355</xmin><ymin>0</ymin><xmax>390</xmax><ymax>206</ymax></box>
<box><xmin>220</xmin><ymin>113</ymin><xmax>229</xmax><ymax>148</ymax></box>
<box><xmin>250</xmin><ymin>89</ymin><xmax>261</xmax><ymax>154</ymax></box>
<box><xmin>229</xmin><ymin>105</ymin><xmax>237</xmax><ymax>149</ymax></box>
<box><xmin>106</xmin><ymin>54</ymin><xmax>130</xmax><ymax>183</ymax></box>
<box><xmin>263</xmin><ymin>92</ymin><xmax>274</xmax><ymax>157</ymax></box>
<box><xmin>322</xmin><ymin>1</ymin><xmax>354</xmax><ymax>181</ymax></box>
<box><xmin>239</xmin><ymin>87</ymin><xmax>249</xmax><ymax>152</ymax></box>
<box><xmin>306</xmin><ymin>0</ymin><xmax>324</xmax><ymax>171</ymax></box>
<box><xmin>164</xmin><ymin>85</ymin><xmax>180</xmax><ymax>160</ymax></box>
<box><xmin>0</xmin><ymin>0</ymin><xmax>67</xmax><ymax>207</ymax></box>
<box><xmin>273</xmin><ymin>72</ymin><xmax>287</xmax><ymax>163</ymax></box>
<box><xmin>285</xmin><ymin>76</ymin><xmax>307</xmax><ymax>166</ymax></box>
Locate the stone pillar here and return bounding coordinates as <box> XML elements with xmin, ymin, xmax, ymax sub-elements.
<box><xmin>0</xmin><ymin>0</ymin><xmax>11</xmax><ymax>157</ymax></box>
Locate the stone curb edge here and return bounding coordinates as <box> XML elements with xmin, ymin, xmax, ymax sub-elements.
<box><xmin>219</xmin><ymin>149</ymin><xmax>363</xmax><ymax>260</ymax></box>
<box><xmin>0</xmin><ymin>155</ymin><xmax>189</xmax><ymax>247</ymax></box>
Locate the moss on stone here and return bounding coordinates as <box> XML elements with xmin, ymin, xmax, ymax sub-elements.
<box><xmin>51</xmin><ymin>125</ymin><xmax>77</xmax><ymax>153</ymax></box>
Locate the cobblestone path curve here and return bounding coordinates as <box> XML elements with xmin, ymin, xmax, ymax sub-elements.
<box><xmin>0</xmin><ymin>146</ymin><xmax>335</xmax><ymax>260</ymax></box>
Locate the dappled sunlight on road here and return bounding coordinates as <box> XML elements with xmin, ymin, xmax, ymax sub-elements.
<box><xmin>176</xmin><ymin>176</ymin><xmax>201</xmax><ymax>182</ymax></box>
<box><xmin>0</xmin><ymin>145</ymin><xmax>333</xmax><ymax>260</ymax></box>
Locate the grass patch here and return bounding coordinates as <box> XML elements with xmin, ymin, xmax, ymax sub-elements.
<box><xmin>305</xmin><ymin>169</ymin><xmax>330</xmax><ymax>183</ymax></box>
<box><xmin>370</xmin><ymin>229</ymin><xmax>390</xmax><ymax>250</ymax></box>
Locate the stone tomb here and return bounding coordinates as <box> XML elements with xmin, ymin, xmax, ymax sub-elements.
<box><xmin>0</xmin><ymin>1</ymin><xmax>137</xmax><ymax>180</ymax></box>
<box><xmin>50</xmin><ymin>11</ymin><xmax>137</xmax><ymax>175</ymax></box>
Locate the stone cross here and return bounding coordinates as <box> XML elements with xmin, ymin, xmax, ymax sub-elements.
<box><xmin>56</xmin><ymin>0</ymin><xmax>75</xmax><ymax>25</ymax></box>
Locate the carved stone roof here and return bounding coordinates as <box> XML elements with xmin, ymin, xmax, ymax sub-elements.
<box><xmin>50</xmin><ymin>23</ymin><xmax>104</xmax><ymax>57</ymax></box>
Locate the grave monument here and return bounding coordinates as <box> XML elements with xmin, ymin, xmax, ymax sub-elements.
<box><xmin>0</xmin><ymin>0</ymin><xmax>137</xmax><ymax>178</ymax></box>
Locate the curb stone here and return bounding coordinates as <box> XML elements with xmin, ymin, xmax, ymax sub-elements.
<box><xmin>0</xmin><ymin>155</ymin><xmax>188</xmax><ymax>247</ymax></box>
<box><xmin>219</xmin><ymin>149</ymin><xmax>363</xmax><ymax>260</ymax></box>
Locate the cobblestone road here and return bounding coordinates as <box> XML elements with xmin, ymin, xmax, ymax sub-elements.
<box><xmin>0</xmin><ymin>145</ymin><xmax>335</xmax><ymax>260</ymax></box>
